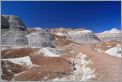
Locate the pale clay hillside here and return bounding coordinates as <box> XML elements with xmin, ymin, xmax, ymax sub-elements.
<box><xmin>1</xmin><ymin>15</ymin><xmax>121</xmax><ymax>81</ymax></box>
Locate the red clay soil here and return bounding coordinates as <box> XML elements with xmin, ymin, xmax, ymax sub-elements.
<box><xmin>95</xmin><ymin>40</ymin><xmax>120</xmax><ymax>51</ymax></box>
<box><xmin>30</xmin><ymin>55</ymin><xmax>72</xmax><ymax>73</ymax></box>
<box><xmin>1</xmin><ymin>47</ymin><xmax>73</xmax><ymax>81</ymax></box>
<box><xmin>75</xmin><ymin>44</ymin><xmax>121</xmax><ymax>81</ymax></box>
<box><xmin>1</xmin><ymin>41</ymin><xmax>121</xmax><ymax>81</ymax></box>
<box><xmin>54</xmin><ymin>34</ymin><xmax>82</xmax><ymax>47</ymax></box>
<box><xmin>1</xmin><ymin>54</ymin><xmax>72</xmax><ymax>81</ymax></box>
<box><xmin>54</xmin><ymin>35</ymin><xmax>71</xmax><ymax>47</ymax></box>
<box><xmin>1</xmin><ymin>60</ymin><xmax>27</xmax><ymax>81</ymax></box>
<box><xmin>14</xmin><ymin>55</ymin><xmax>72</xmax><ymax>81</ymax></box>
<box><xmin>14</xmin><ymin>67</ymin><xmax>71</xmax><ymax>81</ymax></box>
<box><xmin>1</xmin><ymin>48</ymin><xmax>39</xmax><ymax>59</ymax></box>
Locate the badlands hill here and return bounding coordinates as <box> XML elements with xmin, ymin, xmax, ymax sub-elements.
<box><xmin>2</xmin><ymin>15</ymin><xmax>26</xmax><ymax>30</ymax></box>
<box><xmin>1</xmin><ymin>15</ymin><xmax>121</xmax><ymax>46</ymax></box>
<box><xmin>53</xmin><ymin>28</ymin><xmax>100</xmax><ymax>43</ymax></box>
<box><xmin>1</xmin><ymin>15</ymin><xmax>56</xmax><ymax>48</ymax></box>
<box><xmin>1</xmin><ymin>15</ymin><xmax>121</xmax><ymax>81</ymax></box>
<box><xmin>96</xmin><ymin>28</ymin><xmax>121</xmax><ymax>42</ymax></box>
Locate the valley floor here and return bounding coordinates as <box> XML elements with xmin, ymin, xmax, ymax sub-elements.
<box><xmin>1</xmin><ymin>42</ymin><xmax>121</xmax><ymax>81</ymax></box>
<box><xmin>75</xmin><ymin>44</ymin><xmax>121</xmax><ymax>80</ymax></box>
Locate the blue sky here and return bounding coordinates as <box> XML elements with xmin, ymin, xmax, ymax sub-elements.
<box><xmin>2</xmin><ymin>1</ymin><xmax>121</xmax><ymax>32</ymax></box>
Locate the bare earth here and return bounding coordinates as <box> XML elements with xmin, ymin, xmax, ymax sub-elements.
<box><xmin>75</xmin><ymin>44</ymin><xmax>121</xmax><ymax>80</ymax></box>
<box><xmin>1</xmin><ymin>41</ymin><xmax>121</xmax><ymax>81</ymax></box>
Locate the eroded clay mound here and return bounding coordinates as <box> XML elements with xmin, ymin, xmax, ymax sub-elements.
<box><xmin>1</xmin><ymin>47</ymin><xmax>72</xmax><ymax>81</ymax></box>
<box><xmin>1</xmin><ymin>60</ymin><xmax>27</xmax><ymax>81</ymax></box>
<box><xmin>94</xmin><ymin>40</ymin><xmax>120</xmax><ymax>52</ymax></box>
<box><xmin>67</xmin><ymin>30</ymin><xmax>100</xmax><ymax>43</ymax></box>
<box><xmin>26</xmin><ymin>32</ymin><xmax>56</xmax><ymax>48</ymax></box>
<box><xmin>1</xmin><ymin>48</ymin><xmax>39</xmax><ymax>59</ymax></box>
<box><xmin>14</xmin><ymin>55</ymin><xmax>72</xmax><ymax>81</ymax></box>
<box><xmin>55</xmin><ymin>29</ymin><xmax>100</xmax><ymax>43</ymax></box>
<box><xmin>96</xmin><ymin>28</ymin><xmax>121</xmax><ymax>42</ymax></box>
<box><xmin>1</xmin><ymin>29</ymin><xmax>28</xmax><ymax>46</ymax></box>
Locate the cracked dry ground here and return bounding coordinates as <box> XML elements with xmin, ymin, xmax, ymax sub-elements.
<box><xmin>74</xmin><ymin>44</ymin><xmax>121</xmax><ymax>81</ymax></box>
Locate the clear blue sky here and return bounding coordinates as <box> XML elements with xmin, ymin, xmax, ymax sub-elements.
<box><xmin>2</xmin><ymin>1</ymin><xmax>121</xmax><ymax>32</ymax></box>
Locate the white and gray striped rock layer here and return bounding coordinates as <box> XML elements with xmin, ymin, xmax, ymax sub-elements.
<box><xmin>1</xmin><ymin>28</ymin><xmax>28</xmax><ymax>46</ymax></box>
<box><xmin>26</xmin><ymin>32</ymin><xmax>55</xmax><ymax>48</ymax></box>
<box><xmin>67</xmin><ymin>31</ymin><xmax>100</xmax><ymax>43</ymax></box>
<box><xmin>1</xmin><ymin>15</ymin><xmax>26</xmax><ymax>30</ymax></box>
<box><xmin>1</xmin><ymin>15</ymin><xmax>28</xmax><ymax>46</ymax></box>
<box><xmin>96</xmin><ymin>33</ymin><xmax>121</xmax><ymax>42</ymax></box>
<box><xmin>1</xmin><ymin>15</ymin><xmax>56</xmax><ymax>48</ymax></box>
<box><xmin>96</xmin><ymin>28</ymin><xmax>121</xmax><ymax>42</ymax></box>
<box><xmin>1</xmin><ymin>29</ymin><xmax>56</xmax><ymax>48</ymax></box>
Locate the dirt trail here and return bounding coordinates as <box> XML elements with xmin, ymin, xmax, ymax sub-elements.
<box><xmin>75</xmin><ymin>44</ymin><xmax>121</xmax><ymax>80</ymax></box>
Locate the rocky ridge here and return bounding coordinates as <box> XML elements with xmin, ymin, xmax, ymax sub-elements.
<box><xmin>54</xmin><ymin>28</ymin><xmax>100</xmax><ymax>43</ymax></box>
<box><xmin>96</xmin><ymin>28</ymin><xmax>121</xmax><ymax>42</ymax></box>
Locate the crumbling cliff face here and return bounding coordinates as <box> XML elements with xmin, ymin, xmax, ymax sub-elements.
<box><xmin>1</xmin><ymin>16</ymin><xmax>9</xmax><ymax>29</ymax></box>
<box><xmin>1</xmin><ymin>15</ymin><xmax>26</xmax><ymax>30</ymax></box>
<box><xmin>1</xmin><ymin>15</ymin><xmax>28</xmax><ymax>46</ymax></box>
<box><xmin>1</xmin><ymin>28</ymin><xmax>28</xmax><ymax>46</ymax></box>
<box><xmin>1</xmin><ymin>15</ymin><xmax>56</xmax><ymax>48</ymax></box>
<box><xmin>1</xmin><ymin>15</ymin><xmax>120</xmax><ymax>47</ymax></box>
<box><xmin>26</xmin><ymin>32</ymin><xmax>55</xmax><ymax>48</ymax></box>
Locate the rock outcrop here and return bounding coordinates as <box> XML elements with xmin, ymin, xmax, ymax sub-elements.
<box><xmin>1</xmin><ymin>15</ymin><xmax>57</xmax><ymax>48</ymax></box>
<box><xmin>1</xmin><ymin>16</ymin><xmax>9</xmax><ymax>29</ymax></box>
<box><xmin>67</xmin><ymin>30</ymin><xmax>100</xmax><ymax>43</ymax></box>
<box><xmin>1</xmin><ymin>28</ymin><xmax>28</xmax><ymax>46</ymax></box>
<box><xmin>1</xmin><ymin>15</ymin><xmax>28</xmax><ymax>46</ymax></box>
<box><xmin>1</xmin><ymin>15</ymin><xmax>26</xmax><ymax>30</ymax></box>
<box><xmin>1</xmin><ymin>29</ymin><xmax>56</xmax><ymax>48</ymax></box>
<box><xmin>26</xmin><ymin>32</ymin><xmax>56</xmax><ymax>48</ymax></box>
<box><xmin>54</xmin><ymin>28</ymin><xmax>100</xmax><ymax>43</ymax></box>
<box><xmin>96</xmin><ymin>28</ymin><xmax>121</xmax><ymax>42</ymax></box>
